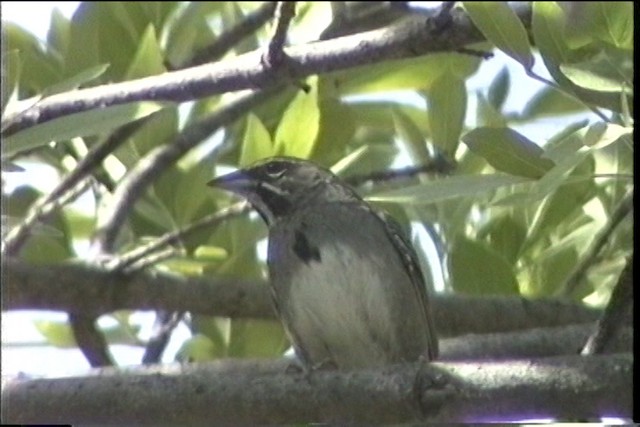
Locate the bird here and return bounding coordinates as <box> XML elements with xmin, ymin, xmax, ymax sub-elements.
<box><xmin>207</xmin><ymin>157</ymin><xmax>438</xmax><ymax>370</ymax></box>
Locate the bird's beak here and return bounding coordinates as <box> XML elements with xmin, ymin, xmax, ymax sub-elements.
<box><xmin>207</xmin><ymin>169</ymin><xmax>256</xmax><ymax>194</ymax></box>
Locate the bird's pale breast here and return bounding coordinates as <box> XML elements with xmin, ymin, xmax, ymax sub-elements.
<box><xmin>268</xmin><ymin>202</ymin><xmax>432</xmax><ymax>369</ymax></box>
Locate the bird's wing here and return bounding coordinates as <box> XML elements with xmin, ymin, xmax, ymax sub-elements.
<box><xmin>374</xmin><ymin>209</ymin><xmax>439</xmax><ymax>360</ymax></box>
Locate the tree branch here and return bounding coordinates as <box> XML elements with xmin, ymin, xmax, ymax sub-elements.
<box><xmin>1</xmin><ymin>3</ymin><xmax>532</xmax><ymax>136</ymax></box>
<box><xmin>264</xmin><ymin>2</ymin><xmax>297</xmax><ymax>67</ymax></box>
<box><xmin>107</xmin><ymin>201</ymin><xmax>250</xmax><ymax>272</ymax></box>
<box><xmin>560</xmin><ymin>188</ymin><xmax>633</xmax><ymax>297</ymax></box>
<box><xmin>68</xmin><ymin>313</ymin><xmax>115</xmax><ymax>367</ymax></box>
<box><xmin>2</xmin><ymin>354</ymin><xmax>631</xmax><ymax>424</ymax></box>
<box><xmin>1</xmin><ymin>178</ymin><xmax>93</xmax><ymax>256</ymax></box>
<box><xmin>3</xmin><ymin>259</ymin><xmax>601</xmax><ymax>336</ymax></box>
<box><xmin>582</xmin><ymin>256</ymin><xmax>633</xmax><ymax>355</ymax></box>
<box><xmin>180</xmin><ymin>2</ymin><xmax>278</xmax><ymax>68</ymax></box>
<box><xmin>1</xmin><ymin>117</ymin><xmax>149</xmax><ymax>257</ymax></box>
<box><xmin>91</xmin><ymin>87</ymin><xmax>280</xmax><ymax>253</ymax></box>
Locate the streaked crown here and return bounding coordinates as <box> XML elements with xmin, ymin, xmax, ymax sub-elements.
<box><xmin>208</xmin><ymin>157</ymin><xmax>358</xmax><ymax>224</ymax></box>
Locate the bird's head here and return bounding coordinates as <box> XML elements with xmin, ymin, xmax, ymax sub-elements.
<box><xmin>208</xmin><ymin>157</ymin><xmax>357</xmax><ymax>225</ymax></box>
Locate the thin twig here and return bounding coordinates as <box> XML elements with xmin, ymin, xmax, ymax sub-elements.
<box><xmin>346</xmin><ymin>158</ymin><xmax>454</xmax><ymax>187</ymax></box>
<box><xmin>142</xmin><ymin>311</ymin><xmax>185</xmax><ymax>364</ymax></box>
<box><xmin>181</xmin><ymin>2</ymin><xmax>278</xmax><ymax>68</ymax></box>
<box><xmin>581</xmin><ymin>256</ymin><xmax>633</xmax><ymax>355</ymax></box>
<box><xmin>92</xmin><ymin>87</ymin><xmax>281</xmax><ymax>254</ymax></box>
<box><xmin>526</xmin><ymin>71</ymin><xmax>609</xmax><ymax>122</ymax></box>
<box><xmin>2</xmin><ymin>117</ymin><xmax>149</xmax><ymax>257</ymax></box>
<box><xmin>432</xmin><ymin>1</ymin><xmax>457</xmax><ymax>33</ymax></box>
<box><xmin>264</xmin><ymin>2</ymin><xmax>296</xmax><ymax>68</ymax></box>
<box><xmin>68</xmin><ymin>313</ymin><xmax>114</xmax><ymax>367</ymax></box>
<box><xmin>560</xmin><ymin>189</ymin><xmax>633</xmax><ymax>297</ymax></box>
<box><xmin>320</xmin><ymin>2</ymin><xmax>412</xmax><ymax>40</ymax></box>
<box><xmin>2</xmin><ymin>179</ymin><xmax>93</xmax><ymax>256</ymax></box>
<box><xmin>125</xmin><ymin>247</ymin><xmax>182</xmax><ymax>272</ymax></box>
<box><xmin>108</xmin><ymin>201</ymin><xmax>250</xmax><ymax>272</ymax></box>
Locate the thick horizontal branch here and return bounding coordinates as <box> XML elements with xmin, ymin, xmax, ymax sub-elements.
<box><xmin>2</xmin><ymin>258</ymin><xmax>273</xmax><ymax>319</ymax></box>
<box><xmin>3</xmin><ymin>259</ymin><xmax>600</xmax><ymax>337</ymax></box>
<box><xmin>2</xmin><ymin>354</ymin><xmax>631</xmax><ymax>424</ymax></box>
<box><xmin>1</xmin><ymin>3</ymin><xmax>532</xmax><ymax>136</ymax></box>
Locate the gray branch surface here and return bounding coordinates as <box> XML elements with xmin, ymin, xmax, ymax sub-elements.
<box><xmin>1</xmin><ymin>354</ymin><xmax>631</xmax><ymax>424</ymax></box>
<box><xmin>4</xmin><ymin>259</ymin><xmax>601</xmax><ymax>337</ymax></box>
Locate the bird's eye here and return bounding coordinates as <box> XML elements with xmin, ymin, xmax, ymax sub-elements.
<box><xmin>264</xmin><ymin>162</ymin><xmax>287</xmax><ymax>178</ymax></box>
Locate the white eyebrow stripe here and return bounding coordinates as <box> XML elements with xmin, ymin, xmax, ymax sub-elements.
<box><xmin>258</xmin><ymin>181</ymin><xmax>293</xmax><ymax>199</ymax></box>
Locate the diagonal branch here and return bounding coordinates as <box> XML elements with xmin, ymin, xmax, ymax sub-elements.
<box><xmin>1</xmin><ymin>179</ymin><xmax>93</xmax><ymax>256</ymax></box>
<box><xmin>92</xmin><ymin>87</ymin><xmax>280</xmax><ymax>254</ymax></box>
<box><xmin>1</xmin><ymin>117</ymin><xmax>149</xmax><ymax>256</ymax></box>
<box><xmin>107</xmin><ymin>201</ymin><xmax>250</xmax><ymax>272</ymax></box>
<box><xmin>181</xmin><ymin>2</ymin><xmax>278</xmax><ymax>68</ymax></box>
<box><xmin>560</xmin><ymin>189</ymin><xmax>634</xmax><ymax>297</ymax></box>
<box><xmin>581</xmin><ymin>256</ymin><xmax>633</xmax><ymax>355</ymax></box>
<box><xmin>264</xmin><ymin>2</ymin><xmax>297</xmax><ymax>67</ymax></box>
<box><xmin>1</xmin><ymin>3</ymin><xmax>532</xmax><ymax>136</ymax></box>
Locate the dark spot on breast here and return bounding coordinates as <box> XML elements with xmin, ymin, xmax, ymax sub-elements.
<box><xmin>293</xmin><ymin>229</ymin><xmax>321</xmax><ymax>264</ymax></box>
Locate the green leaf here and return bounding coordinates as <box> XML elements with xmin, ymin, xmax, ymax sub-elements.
<box><xmin>227</xmin><ymin>319</ymin><xmax>288</xmax><ymax>358</ymax></box>
<box><xmin>478</xmin><ymin>214</ymin><xmax>527</xmax><ymax>265</ymax></box>
<box><xmin>175</xmin><ymin>334</ymin><xmax>219</xmax><ymax>362</ymax></box>
<box><xmin>524</xmin><ymin>230</ymin><xmax>581</xmax><ymax>296</ymax></box>
<box><xmin>312</xmin><ymin>95</ymin><xmax>356</xmax><ymax>166</ymax></box>
<box><xmin>329</xmin><ymin>145</ymin><xmax>369</xmax><ymax>176</ymax></box>
<box><xmin>532</xmin><ymin>2</ymin><xmax>571</xmax><ymax>65</ymax></box>
<box><xmin>188</xmin><ymin>316</ymin><xmax>230</xmax><ymax>355</ymax></box>
<box><xmin>208</xmin><ymin>215</ymin><xmax>265</xmax><ymax>280</ymax></box>
<box><xmin>392</xmin><ymin>108</ymin><xmax>430</xmax><ymax>163</ymax></box>
<box><xmin>577</xmin><ymin>122</ymin><xmax>632</xmax><ymax>150</ymax></box>
<box><xmin>560</xmin><ymin>2</ymin><xmax>633</xmax><ymax>50</ymax></box>
<box><xmin>163</xmin><ymin>2</ymin><xmax>221</xmax><ymax>67</ymax></box>
<box><xmin>124</xmin><ymin>107</ymin><xmax>178</xmax><ymax>159</ymax></box>
<box><xmin>349</xmin><ymin>102</ymin><xmax>429</xmax><ymax>136</ymax></box>
<box><xmin>4</xmin><ymin>187</ymin><xmax>73</xmax><ymax>263</ymax></box>
<box><xmin>172</xmin><ymin>162</ymin><xmax>215</xmax><ymax>225</ymax></box>
<box><xmin>43</xmin><ymin>63</ymin><xmax>111</xmax><ymax>96</ymax></box>
<box><xmin>426</xmin><ymin>73</ymin><xmax>467</xmax><ymax>156</ymax></box>
<box><xmin>159</xmin><ymin>257</ymin><xmax>211</xmax><ymax>276</ymax></box>
<box><xmin>367</xmin><ymin>173</ymin><xmax>530</xmax><ymax>204</ymax></box>
<box><xmin>487</xmin><ymin>66</ymin><xmax>510</xmax><ymax>110</ymax></box>
<box><xmin>3</xmin><ymin>23</ymin><xmax>63</xmax><ymax>92</ymax></box>
<box><xmin>463</xmin><ymin>2</ymin><xmax>534</xmax><ymax>69</ymax></box>
<box><xmin>525</xmin><ymin>159</ymin><xmax>596</xmax><ymax>249</ymax></box>
<box><xmin>33</xmin><ymin>320</ymin><xmax>76</xmax><ymax>347</ymax></box>
<box><xmin>47</xmin><ymin>8</ymin><xmax>71</xmax><ymax>58</ymax></box>
<box><xmin>476</xmin><ymin>93</ymin><xmax>507</xmax><ymax>128</ymax></box>
<box><xmin>222</xmin><ymin>3</ymin><xmax>259</xmax><ymax>55</ymax></box>
<box><xmin>20</xmin><ymin>233</ymin><xmax>73</xmax><ymax>264</ymax></box>
<box><xmin>3</xmin><ymin>101</ymin><xmax>165</xmax><ymax>157</ymax></box>
<box><xmin>1</xmin><ymin>49</ymin><xmax>21</xmax><ymax>113</ymax></box>
<box><xmin>462</xmin><ymin>127</ymin><xmax>555</xmax><ymax>179</ymax></box>
<box><xmin>67</xmin><ymin>3</ymin><xmax>107</xmax><ymax>78</ymax></box>
<box><xmin>531</xmin><ymin>2</ymin><xmax>630</xmax><ymax>113</ymax></box>
<box><xmin>560</xmin><ymin>55</ymin><xmax>631</xmax><ymax>93</ymax></box>
<box><xmin>239</xmin><ymin>113</ymin><xmax>274</xmax><ymax>167</ymax></box>
<box><xmin>449</xmin><ymin>234</ymin><xmax>520</xmax><ymax>295</ymax></box>
<box><xmin>520</xmin><ymin>86</ymin><xmax>588</xmax><ymax>120</ymax></box>
<box><xmin>193</xmin><ymin>245</ymin><xmax>228</xmax><ymax>261</ymax></box>
<box><xmin>125</xmin><ymin>24</ymin><xmax>166</xmax><ymax>79</ymax></box>
<box><xmin>274</xmin><ymin>76</ymin><xmax>320</xmax><ymax>159</ymax></box>
<box><xmin>331</xmin><ymin>53</ymin><xmax>481</xmax><ymax>95</ymax></box>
